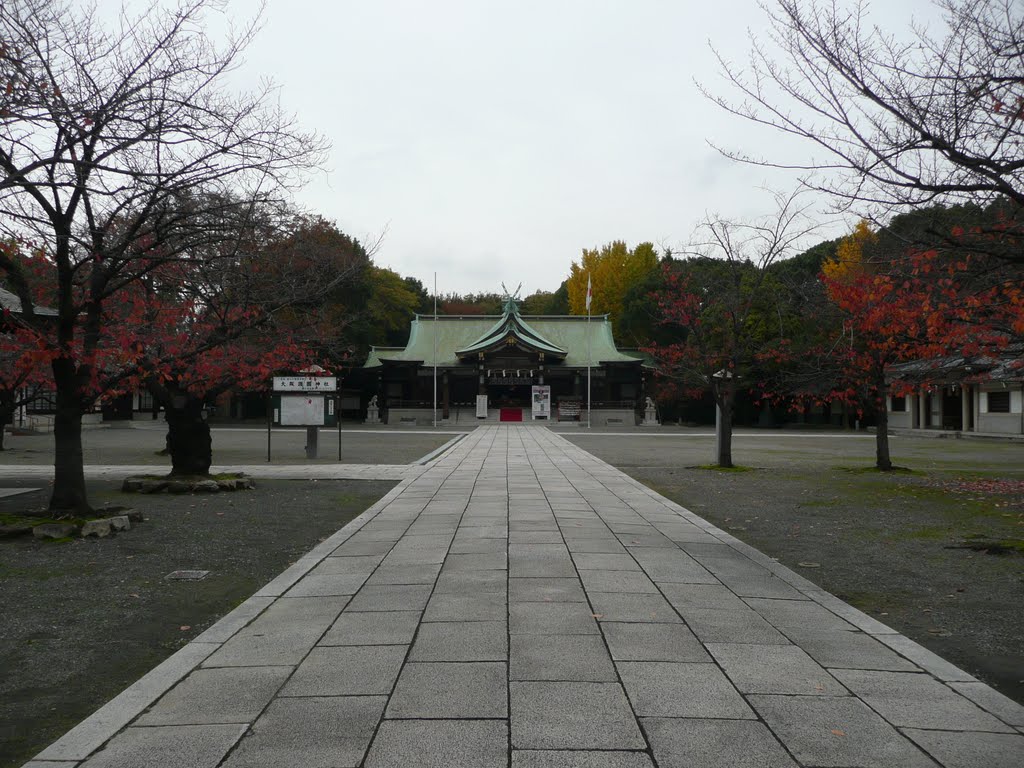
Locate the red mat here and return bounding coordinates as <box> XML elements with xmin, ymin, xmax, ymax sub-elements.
<box><xmin>499</xmin><ymin>408</ymin><xmax>523</xmax><ymax>422</ymax></box>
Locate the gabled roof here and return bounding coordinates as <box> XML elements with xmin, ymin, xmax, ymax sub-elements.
<box><xmin>456</xmin><ymin>305</ymin><xmax>567</xmax><ymax>359</ymax></box>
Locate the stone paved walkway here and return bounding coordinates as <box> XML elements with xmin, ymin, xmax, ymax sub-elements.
<box><xmin>25</xmin><ymin>426</ymin><xmax>1024</xmax><ymax>767</ymax></box>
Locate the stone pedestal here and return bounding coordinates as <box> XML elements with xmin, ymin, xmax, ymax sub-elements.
<box><xmin>365</xmin><ymin>405</ymin><xmax>380</xmax><ymax>424</ymax></box>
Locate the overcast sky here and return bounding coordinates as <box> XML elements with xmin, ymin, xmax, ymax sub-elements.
<box><xmin>205</xmin><ymin>0</ymin><xmax>940</xmax><ymax>295</ymax></box>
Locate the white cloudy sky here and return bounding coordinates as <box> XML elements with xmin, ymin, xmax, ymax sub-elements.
<box><xmin>161</xmin><ymin>0</ymin><xmax>940</xmax><ymax>295</ymax></box>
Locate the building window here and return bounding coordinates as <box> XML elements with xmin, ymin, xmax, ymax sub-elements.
<box><xmin>138</xmin><ymin>390</ymin><xmax>155</xmax><ymax>412</ymax></box>
<box><xmin>891</xmin><ymin>396</ymin><xmax>906</xmax><ymax>412</ymax></box>
<box><xmin>987</xmin><ymin>391</ymin><xmax>1010</xmax><ymax>413</ymax></box>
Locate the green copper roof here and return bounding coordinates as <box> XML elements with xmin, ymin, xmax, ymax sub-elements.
<box><xmin>456</xmin><ymin>308</ymin><xmax>567</xmax><ymax>359</ymax></box>
<box><xmin>365</xmin><ymin>314</ymin><xmax>642</xmax><ymax>368</ymax></box>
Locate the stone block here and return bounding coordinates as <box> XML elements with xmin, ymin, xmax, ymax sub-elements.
<box><xmin>365</xmin><ymin>720</ymin><xmax>508</xmax><ymax>768</ymax></box>
<box><xmin>410</xmin><ymin>620</ymin><xmax>508</xmax><ymax>661</ymax></box>
<box><xmin>750</xmin><ymin>694</ymin><xmax>939</xmax><ymax>767</ymax></box>
<box><xmin>285</xmin><ymin>574</ymin><xmax>368</xmax><ymax>598</ymax></box>
<box><xmin>203</xmin><ymin>596</ymin><xmax>348</xmax><ymax>667</ymax></box>
<box><xmin>571</xmin><ymin>553</ymin><xmax>641</xmax><ymax>571</ymax></box>
<box><xmin>618</xmin><ymin>662</ymin><xmax>754</xmax><ymax>719</ymax></box>
<box><xmin>386</xmin><ymin>662</ymin><xmax>507</xmax><ymax>718</ymax></box>
<box><xmin>950</xmin><ymin>681</ymin><xmax>1024</xmax><ymax>727</ymax></box>
<box><xmin>77</xmin><ymin>724</ymin><xmax>245</xmax><ymax>768</ymax></box>
<box><xmin>80</xmin><ymin>519</ymin><xmax>113</xmax><ymax>538</ymax></box>
<box><xmin>643</xmin><ymin>718</ymin><xmax>799</xmax><ymax>768</ymax></box>
<box><xmin>108</xmin><ymin>515</ymin><xmax>131</xmax><ymax>531</ymax></box>
<box><xmin>345</xmin><ymin>584</ymin><xmax>432</xmax><ymax>612</ymax></box>
<box><xmin>745</xmin><ymin>597</ymin><xmax>856</xmax><ymax>632</ymax></box>
<box><xmin>434</xmin><ymin>569</ymin><xmax>507</xmax><ymax>594</ymax></box>
<box><xmin>511</xmin><ymin>634</ymin><xmax>616</xmax><ymax>682</ymax></box>
<box><xmin>779</xmin><ymin>627</ymin><xmax>919</xmax><ymax>672</ymax></box>
<box><xmin>588</xmin><ymin>592</ymin><xmax>681</xmax><ymax>623</ymax></box>
<box><xmin>319</xmin><ymin>610</ymin><xmax>421</xmax><ymax>646</ymax></box>
<box><xmin>442</xmin><ymin>552</ymin><xmax>508</xmax><ymax>571</ymax></box>
<box><xmin>136</xmin><ymin>666</ymin><xmax>292</xmax><ymax>726</ymax></box>
<box><xmin>281</xmin><ymin>645</ymin><xmax>406</xmax><ymax>696</ymax></box>
<box><xmin>510</xmin><ymin>602</ymin><xmax>600</xmax><ymax>635</ymax></box>
<box><xmin>510</xmin><ymin>682</ymin><xmax>645</xmax><ymax>750</ymax></box>
<box><xmin>509</xmin><ymin>577</ymin><xmax>587</xmax><ymax>603</ymax></box>
<box><xmin>902</xmin><ymin>728</ymin><xmax>1024</xmax><ymax>768</ymax></box>
<box><xmin>831</xmin><ymin>669</ymin><xmax>1015</xmax><ymax>732</ymax></box>
<box><xmin>33</xmin><ymin>522</ymin><xmax>77</xmax><ymax>540</ymax></box>
<box><xmin>365</xmin><ymin>563</ymin><xmax>442</xmax><ymax>585</ymax></box>
<box><xmin>423</xmin><ymin>592</ymin><xmax>506</xmax><ymax>621</ymax></box>
<box><xmin>579</xmin><ymin>570</ymin><xmax>658</xmax><ymax>594</ymax></box>
<box><xmin>601</xmin><ymin>622</ymin><xmax>711</xmax><ymax>662</ymax></box>
<box><xmin>707</xmin><ymin>643</ymin><xmax>848</xmax><ymax>695</ymax></box>
<box><xmin>222</xmin><ymin>696</ymin><xmax>385</xmax><ymax>768</ymax></box>
<box><xmin>511</xmin><ymin>752</ymin><xmax>654</xmax><ymax>768</ymax></box>
<box><xmin>678</xmin><ymin>607</ymin><xmax>790</xmax><ymax>645</ymax></box>
<box><xmin>139</xmin><ymin>479</ymin><xmax>168</xmax><ymax>493</ymax></box>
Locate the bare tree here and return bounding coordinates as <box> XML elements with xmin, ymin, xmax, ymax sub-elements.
<box><xmin>704</xmin><ymin>0</ymin><xmax>1024</xmax><ymax>230</ymax></box>
<box><xmin>0</xmin><ymin>0</ymin><xmax>327</xmax><ymax>514</ymax></box>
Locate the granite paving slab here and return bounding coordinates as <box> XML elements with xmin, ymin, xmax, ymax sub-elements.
<box><xmin>27</xmin><ymin>425</ymin><xmax>1023</xmax><ymax>768</ymax></box>
<box><xmin>642</xmin><ymin>718</ymin><xmax>799</xmax><ymax>768</ymax></box>
<box><xmin>385</xmin><ymin>662</ymin><xmax>507</xmax><ymax>718</ymax></box>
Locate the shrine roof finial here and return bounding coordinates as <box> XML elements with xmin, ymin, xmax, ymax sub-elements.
<box><xmin>500</xmin><ymin>282</ymin><xmax>523</xmax><ymax>315</ymax></box>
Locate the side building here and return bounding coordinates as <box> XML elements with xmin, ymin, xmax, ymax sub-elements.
<box><xmin>887</xmin><ymin>347</ymin><xmax>1024</xmax><ymax>436</ymax></box>
<box><xmin>363</xmin><ymin>296</ymin><xmax>646</xmax><ymax>425</ymax></box>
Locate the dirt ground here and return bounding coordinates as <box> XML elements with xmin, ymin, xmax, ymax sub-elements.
<box><xmin>565</xmin><ymin>429</ymin><xmax>1024</xmax><ymax>705</ymax></box>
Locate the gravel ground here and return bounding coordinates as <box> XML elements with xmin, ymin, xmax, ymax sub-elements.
<box><xmin>565</xmin><ymin>429</ymin><xmax>1024</xmax><ymax>705</ymax></box>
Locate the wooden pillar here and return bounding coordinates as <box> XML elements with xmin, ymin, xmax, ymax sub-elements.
<box><xmin>918</xmin><ymin>388</ymin><xmax>928</xmax><ymax>429</ymax></box>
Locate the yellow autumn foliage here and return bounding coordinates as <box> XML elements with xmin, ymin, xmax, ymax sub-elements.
<box><xmin>822</xmin><ymin>220</ymin><xmax>876</xmax><ymax>284</ymax></box>
<box><xmin>567</xmin><ymin>241</ymin><xmax>658</xmax><ymax>317</ymax></box>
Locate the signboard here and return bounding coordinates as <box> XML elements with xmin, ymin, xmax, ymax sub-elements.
<box><xmin>271</xmin><ymin>394</ymin><xmax>338</xmax><ymax>427</ymax></box>
<box><xmin>532</xmin><ymin>385</ymin><xmax>551</xmax><ymax>420</ymax></box>
<box><xmin>476</xmin><ymin>395</ymin><xmax>488</xmax><ymax>419</ymax></box>
<box><xmin>273</xmin><ymin>376</ymin><xmax>337</xmax><ymax>392</ymax></box>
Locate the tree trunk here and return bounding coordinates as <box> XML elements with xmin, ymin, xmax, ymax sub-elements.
<box><xmin>875</xmin><ymin>400</ymin><xmax>893</xmax><ymax>471</ymax></box>
<box><xmin>0</xmin><ymin>389</ymin><xmax>12</xmax><ymax>451</ymax></box>
<box><xmin>165</xmin><ymin>398</ymin><xmax>212</xmax><ymax>476</ymax></box>
<box><xmin>717</xmin><ymin>393</ymin><xmax>734</xmax><ymax>468</ymax></box>
<box><xmin>49</xmin><ymin>361</ymin><xmax>91</xmax><ymax>515</ymax></box>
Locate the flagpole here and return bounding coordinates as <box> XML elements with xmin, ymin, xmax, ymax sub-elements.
<box><xmin>586</xmin><ymin>274</ymin><xmax>592</xmax><ymax>430</ymax></box>
<box><xmin>433</xmin><ymin>272</ymin><xmax>438</xmax><ymax>429</ymax></box>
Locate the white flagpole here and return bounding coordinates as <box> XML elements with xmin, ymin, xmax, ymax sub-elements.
<box><xmin>433</xmin><ymin>272</ymin><xmax>438</xmax><ymax>428</ymax></box>
<box><xmin>586</xmin><ymin>274</ymin><xmax>592</xmax><ymax>430</ymax></box>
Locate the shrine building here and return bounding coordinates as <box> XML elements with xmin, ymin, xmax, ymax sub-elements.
<box><xmin>363</xmin><ymin>294</ymin><xmax>647</xmax><ymax>425</ymax></box>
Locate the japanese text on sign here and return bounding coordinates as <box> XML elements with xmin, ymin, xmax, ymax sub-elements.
<box><xmin>272</xmin><ymin>376</ymin><xmax>338</xmax><ymax>392</ymax></box>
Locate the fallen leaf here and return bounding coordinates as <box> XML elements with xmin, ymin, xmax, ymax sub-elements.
<box><xmin>592</xmin><ymin>614</ymin><xmax>604</xmax><ymax>619</ymax></box>
<box><xmin>179</xmin><ymin>625</ymin><xmax>191</xmax><ymax>631</ymax></box>
<box><xmin>798</xmin><ymin>562</ymin><xmax>821</xmax><ymax>568</ymax></box>
<box><xmin>831</xmin><ymin>729</ymin><xmax>845</xmax><ymax>737</ymax></box>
